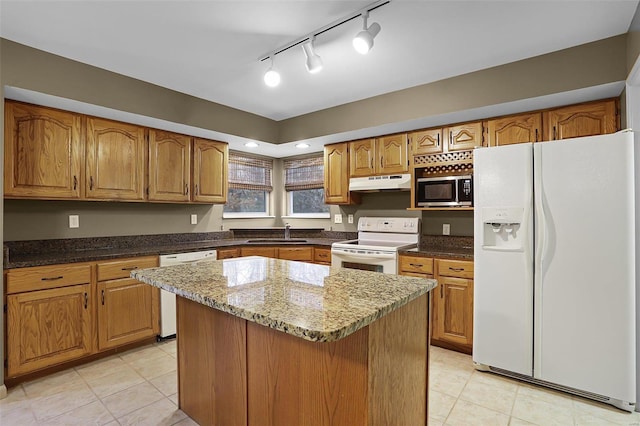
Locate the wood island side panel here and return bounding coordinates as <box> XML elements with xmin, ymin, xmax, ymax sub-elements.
<box><xmin>177</xmin><ymin>297</ymin><xmax>247</xmax><ymax>426</ymax></box>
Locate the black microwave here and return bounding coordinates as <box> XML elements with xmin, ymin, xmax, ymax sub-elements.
<box><xmin>416</xmin><ymin>175</ymin><xmax>473</xmax><ymax>207</ymax></box>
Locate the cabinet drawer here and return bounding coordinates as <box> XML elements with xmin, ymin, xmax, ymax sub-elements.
<box><xmin>217</xmin><ymin>248</ymin><xmax>240</xmax><ymax>259</ymax></box>
<box><xmin>97</xmin><ymin>256</ymin><xmax>158</xmax><ymax>281</ymax></box>
<box><xmin>314</xmin><ymin>247</ymin><xmax>331</xmax><ymax>264</ymax></box>
<box><xmin>399</xmin><ymin>256</ymin><xmax>434</xmax><ymax>275</ymax></box>
<box><xmin>6</xmin><ymin>263</ymin><xmax>92</xmax><ymax>294</ymax></box>
<box><xmin>241</xmin><ymin>247</ymin><xmax>277</xmax><ymax>258</ymax></box>
<box><xmin>278</xmin><ymin>247</ymin><xmax>313</xmax><ymax>262</ymax></box>
<box><xmin>437</xmin><ymin>259</ymin><xmax>474</xmax><ymax>279</ymax></box>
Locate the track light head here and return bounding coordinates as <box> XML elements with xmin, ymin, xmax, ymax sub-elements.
<box><xmin>353</xmin><ymin>12</ymin><xmax>381</xmax><ymax>54</ymax></box>
<box><xmin>263</xmin><ymin>56</ymin><xmax>281</xmax><ymax>87</ymax></box>
<box><xmin>302</xmin><ymin>38</ymin><xmax>323</xmax><ymax>74</ymax></box>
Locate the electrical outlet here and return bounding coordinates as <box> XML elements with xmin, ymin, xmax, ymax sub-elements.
<box><xmin>348</xmin><ymin>214</ymin><xmax>354</xmax><ymax>224</ymax></box>
<box><xmin>190</xmin><ymin>214</ymin><xmax>198</xmax><ymax>225</ymax></box>
<box><xmin>69</xmin><ymin>215</ymin><xmax>79</xmax><ymax>228</ymax></box>
<box><xmin>442</xmin><ymin>223</ymin><xmax>451</xmax><ymax>235</ymax></box>
<box><xmin>334</xmin><ymin>214</ymin><xmax>343</xmax><ymax>224</ymax></box>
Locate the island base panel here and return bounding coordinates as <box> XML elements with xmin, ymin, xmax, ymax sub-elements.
<box><xmin>177</xmin><ymin>294</ymin><xmax>429</xmax><ymax>426</ymax></box>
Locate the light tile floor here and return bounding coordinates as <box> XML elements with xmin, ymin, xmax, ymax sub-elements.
<box><xmin>1</xmin><ymin>342</ymin><xmax>639</xmax><ymax>425</ymax></box>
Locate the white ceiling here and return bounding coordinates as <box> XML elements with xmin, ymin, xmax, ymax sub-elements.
<box><xmin>1</xmin><ymin>0</ymin><xmax>638</xmax><ymax>156</ymax></box>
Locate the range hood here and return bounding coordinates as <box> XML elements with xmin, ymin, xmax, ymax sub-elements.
<box><xmin>349</xmin><ymin>174</ymin><xmax>412</xmax><ymax>192</ymax></box>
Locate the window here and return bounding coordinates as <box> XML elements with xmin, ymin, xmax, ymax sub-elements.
<box><xmin>284</xmin><ymin>155</ymin><xmax>329</xmax><ymax>217</ymax></box>
<box><xmin>224</xmin><ymin>152</ymin><xmax>273</xmax><ymax>217</ymax></box>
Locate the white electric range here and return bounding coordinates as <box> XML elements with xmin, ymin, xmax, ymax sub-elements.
<box><xmin>331</xmin><ymin>217</ymin><xmax>421</xmax><ymax>274</ymax></box>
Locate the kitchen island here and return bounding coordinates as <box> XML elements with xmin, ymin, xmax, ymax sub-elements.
<box><xmin>132</xmin><ymin>256</ymin><xmax>436</xmax><ymax>426</ymax></box>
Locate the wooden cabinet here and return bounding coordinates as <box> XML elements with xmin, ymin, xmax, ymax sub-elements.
<box><xmin>192</xmin><ymin>138</ymin><xmax>228</xmax><ymax>203</ymax></box>
<box><xmin>148</xmin><ymin>130</ymin><xmax>191</xmax><ymax>202</ymax></box>
<box><xmin>313</xmin><ymin>247</ymin><xmax>331</xmax><ymax>265</ymax></box>
<box><xmin>6</xmin><ymin>263</ymin><xmax>93</xmax><ymax>377</ymax></box>
<box><xmin>85</xmin><ymin>117</ymin><xmax>146</xmax><ymax>201</ymax></box>
<box><xmin>217</xmin><ymin>248</ymin><xmax>240</xmax><ymax>259</ymax></box>
<box><xmin>398</xmin><ymin>255</ymin><xmax>434</xmax><ymax>278</ymax></box>
<box><xmin>96</xmin><ymin>257</ymin><xmax>159</xmax><ymax>350</ymax></box>
<box><xmin>277</xmin><ymin>247</ymin><xmax>313</xmax><ymax>262</ymax></box>
<box><xmin>4</xmin><ymin>101</ymin><xmax>82</xmax><ymax>199</ymax></box>
<box><xmin>432</xmin><ymin>259</ymin><xmax>474</xmax><ymax>354</ymax></box>
<box><xmin>485</xmin><ymin>112</ymin><xmax>542</xmax><ymax>146</ymax></box>
<box><xmin>543</xmin><ymin>99</ymin><xmax>618</xmax><ymax>141</ymax></box>
<box><xmin>409</xmin><ymin>128</ymin><xmax>443</xmax><ymax>155</ymax></box>
<box><xmin>241</xmin><ymin>247</ymin><xmax>278</xmax><ymax>258</ymax></box>
<box><xmin>349</xmin><ymin>135</ymin><xmax>408</xmax><ymax>177</ymax></box>
<box><xmin>445</xmin><ymin>122</ymin><xmax>483</xmax><ymax>151</ymax></box>
<box><xmin>324</xmin><ymin>142</ymin><xmax>360</xmax><ymax>205</ymax></box>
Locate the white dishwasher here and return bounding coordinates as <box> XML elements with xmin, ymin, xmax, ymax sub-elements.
<box><xmin>159</xmin><ymin>249</ymin><xmax>217</xmax><ymax>338</ymax></box>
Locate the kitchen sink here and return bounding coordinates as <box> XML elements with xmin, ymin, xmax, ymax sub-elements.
<box><xmin>246</xmin><ymin>239</ymin><xmax>307</xmax><ymax>243</ymax></box>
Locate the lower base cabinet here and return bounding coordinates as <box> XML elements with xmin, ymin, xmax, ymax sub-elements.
<box><xmin>5</xmin><ymin>256</ymin><xmax>159</xmax><ymax>379</ymax></box>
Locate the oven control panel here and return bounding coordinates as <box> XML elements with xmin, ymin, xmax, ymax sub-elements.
<box><xmin>357</xmin><ymin>217</ymin><xmax>420</xmax><ymax>234</ymax></box>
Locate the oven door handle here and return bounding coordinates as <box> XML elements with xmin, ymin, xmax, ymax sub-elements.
<box><xmin>331</xmin><ymin>250</ymin><xmax>397</xmax><ymax>260</ymax></box>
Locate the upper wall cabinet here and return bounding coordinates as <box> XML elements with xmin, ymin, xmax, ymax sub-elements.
<box><xmin>349</xmin><ymin>134</ymin><xmax>408</xmax><ymax>177</ymax></box>
<box><xmin>324</xmin><ymin>142</ymin><xmax>360</xmax><ymax>205</ymax></box>
<box><xmin>445</xmin><ymin>122</ymin><xmax>483</xmax><ymax>151</ymax></box>
<box><xmin>4</xmin><ymin>102</ymin><xmax>82</xmax><ymax>199</ymax></box>
<box><xmin>192</xmin><ymin>138</ymin><xmax>228</xmax><ymax>203</ymax></box>
<box><xmin>85</xmin><ymin>117</ymin><xmax>146</xmax><ymax>201</ymax></box>
<box><xmin>485</xmin><ymin>112</ymin><xmax>542</xmax><ymax>147</ymax></box>
<box><xmin>409</xmin><ymin>128</ymin><xmax>443</xmax><ymax>155</ymax></box>
<box><xmin>148</xmin><ymin>129</ymin><xmax>192</xmax><ymax>202</ymax></box>
<box><xmin>543</xmin><ymin>99</ymin><xmax>618</xmax><ymax>141</ymax></box>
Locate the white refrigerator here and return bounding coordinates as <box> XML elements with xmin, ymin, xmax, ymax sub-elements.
<box><xmin>473</xmin><ymin>131</ymin><xmax>636</xmax><ymax>412</ymax></box>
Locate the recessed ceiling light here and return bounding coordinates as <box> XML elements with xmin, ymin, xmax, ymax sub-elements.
<box><xmin>245</xmin><ymin>141</ymin><xmax>259</xmax><ymax>148</ymax></box>
<box><xmin>296</xmin><ymin>143</ymin><xmax>310</xmax><ymax>149</ymax></box>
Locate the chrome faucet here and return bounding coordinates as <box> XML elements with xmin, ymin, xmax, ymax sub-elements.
<box><xmin>284</xmin><ymin>223</ymin><xmax>291</xmax><ymax>240</ymax></box>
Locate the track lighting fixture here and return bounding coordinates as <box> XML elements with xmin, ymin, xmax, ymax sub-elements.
<box><xmin>353</xmin><ymin>11</ymin><xmax>381</xmax><ymax>54</ymax></box>
<box><xmin>263</xmin><ymin>56</ymin><xmax>281</xmax><ymax>87</ymax></box>
<box><xmin>302</xmin><ymin>37</ymin><xmax>323</xmax><ymax>74</ymax></box>
<box><xmin>259</xmin><ymin>0</ymin><xmax>390</xmax><ymax>87</ymax></box>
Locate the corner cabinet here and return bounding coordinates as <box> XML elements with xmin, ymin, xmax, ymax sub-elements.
<box><xmin>324</xmin><ymin>142</ymin><xmax>360</xmax><ymax>205</ymax></box>
<box><xmin>85</xmin><ymin>117</ymin><xmax>146</xmax><ymax>201</ymax></box>
<box><xmin>4</xmin><ymin>101</ymin><xmax>82</xmax><ymax>199</ymax></box>
<box><xmin>192</xmin><ymin>138</ymin><xmax>228</xmax><ymax>203</ymax></box>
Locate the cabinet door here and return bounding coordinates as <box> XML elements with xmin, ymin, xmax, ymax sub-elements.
<box><xmin>4</xmin><ymin>102</ymin><xmax>82</xmax><ymax>199</ymax></box>
<box><xmin>324</xmin><ymin>142</ymin><xmax>359</xmax><ymax>205</ymax></box>
<box><xmin>278</xmin><ymin>247</ymin><xmax>313</xmax><ymax>262</ymax></box>
<box><xmin>149</xmin><ymin>130</ymin><xmax>191</xmax><ymax>202</ymax></box>
<box><xmin>377</xmin><ymin>133</ymin><xmax>408</xmax><ymax>174</ymax></box>
<box><xmin>446</xmin><ymin>122</ymin><xmax>483</xmax><ymax>151</ymax></box>
<box><xmin>349</xmin><ymin>138</ymin><xmax>376</xmax><ymax>177</ymax></box>
<box><xmin>240</xmin><ymin>247</ymin><xmax>277</xmax><ymax>258</ymax></box>
<box><xmin>86</xmin><ymin>117</ymin><xmax>146</xmax><ymax>200</ymax></box>
<box><xmin>432</xmin><ymin>276</ymin><xmax>474</xmax><ymax>349</ymax></box>
<box><xmin>7</xmin><ymin>284</ymin><xmax>92</xmax><ymax>377</ymax></box>
<box><xmin>217</xmin><ymin>248</ymin><xmax>240</xmax><ymax>259</ymax></box>
<box><xmin>192</xmin><ymin>138</ymin><xmax>228</xmax><ymax>203</ymax></box>
<box><xmin>313</xmin><ymin>247</ymin><xmax>331</xmax><ymax>265</ymax></box>
<box><xmin>98</xmin><ymin>278</ymin><xmax>159</xmax><ymax>350</ymax></box>
<box><xmin>486</xmin><ymin>113</ymin><xmax>542</xmax><ymax>146</ymax></box>
<box><xmin>409</xmin><ymin>128</ymin><xmax>443</xmax><ymax>155</ymax></box>
<box><xmin>543</xmin><ymin>100</ymin><xmax>618</xmax><ymax>141</ymax></box>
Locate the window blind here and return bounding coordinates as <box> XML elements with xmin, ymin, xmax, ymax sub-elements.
<box><xmin>228</xmin><ymin>151</ymin><xmax>273</xmax><ymax>192</ymax></box>
<box><xmin>284</xmin><ymin>154</ymin><xmax>324</xmax><ymax>191</ymax></box>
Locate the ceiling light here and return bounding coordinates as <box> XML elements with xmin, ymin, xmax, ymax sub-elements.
<box><xmin>353</xmin><ymin>11</ymin><xmax>381</xmax><ymax>55</ymax></box>
<box><xmin>301</xmin><ymin>38</ymin><xmax>323</xmax><ymax>74</ymax></box>
<box><xmin>263</xmin><ymin>56</ymin><xmax>281</xmax><ymax>87</ymax></box>
<box><xmin>296</xmin><ymin>143</ymin><xmax>310</xmax><ymax>149</ymax></box>
<box><xmin>244</xmin><ymin>141</ymin><xmax>259</xmax><ymax>148</ymax></box>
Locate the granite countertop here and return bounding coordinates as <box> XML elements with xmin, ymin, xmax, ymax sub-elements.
<box><xmin>132</xmin><ymin>256</ymin><xmax>436</xmax><ymax>343</ymax></box>
<box><xmin>400</xmin><ymin>246</ymin><xmax>474</xmax><ymax>260</ymax></box>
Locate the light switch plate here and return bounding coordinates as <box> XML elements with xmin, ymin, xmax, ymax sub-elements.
<box><xmin>334</xmin><ymin>214</ymin><xmax>343</xmax><ymax>224</ymax></box>
<box><xmin>443</xmin><ymin>223</ymin><xmax>451</xmax><ymax>235</ymax></box>
<box><xmin>190</xmin><ymin>214</ymin><xmax>198</xmax><ymax>225</ymax></box>
<box><xmin>69</xmin><ymin>215</ymin><xmax>79</xmax><ymax>228</ymax></box>
<box><xmin>348</xmin><ymin>214</ymin><xmax>354</xmax><ymax>224</ymax></box>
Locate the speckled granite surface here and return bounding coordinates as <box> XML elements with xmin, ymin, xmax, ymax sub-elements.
<box><xmin>402</xmin><ymin>235</ymin><xmax>474</xmax><ymax>260</ymax></box>
<box><xmin>4</xmin><ymin>230</ymin><xmax>357</xmax><ymax>269</ymax></box>
<box><xmin>132</xmin><ymin>256</ymin><xmax>436</xmax><ymax>343</ymax></box>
